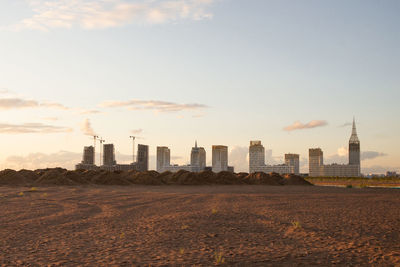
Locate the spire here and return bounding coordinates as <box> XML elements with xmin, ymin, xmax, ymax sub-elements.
<box><xmin>195</xmin><ymin>140</ymin><xmax>198</xmax><ymax>148</ymax></box>
<box><xmin>349</xmin><ymin>117</ymin><xmax>360</xmax><ymax>144</ymax></box>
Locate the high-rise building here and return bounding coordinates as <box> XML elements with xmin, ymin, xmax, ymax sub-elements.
<box><xmin>309</xmin><ymin>148</ymin><xmax>323</xmax><ymax>177</ymax></box>
<box><xmin>103</xmin><ymin>144</ymin><xmax>116</xmax><ymax>166</ymax></box>
<box><xmin>212</xmin><ymin>145</ymin><xmax>228</xmax><ymax>173</ymax></box>
<box><xmin>249</xmin><ymin>141</ymin><xmax>265</xmax><ymax>173</ymax></box>
<box><xmin>190</xmin><ymin>141</ymin><xmax>206</xmax><ymax>172</ymax></box>
<box><xmin>82</xmin><ymin>146</ymin><xmax>95</xmax><ymax>165</ymax></box>
<box><xmin>308</xmin><ymin>119</ymin><xmax>361</xmax><ymax>177</ymax></box>
<box><xmin>349</xmin><ymin>118</ymin><xmax>361</xmax><ymax>174</ymax></box>
<box><xmin>249</xmin><ymin>141</ymin><xmax>291</xmax><ymax>174</ymax></box>
<box><xmin>75</xmin><ymin>145</ymin><xmax>99</xmax><ymax>170</ymax></box>
<box><xmin>285</xmin><ymin>154</ymin><xmax>300</xmax><ymax>174</ymax></box>
<box><xmin>136</xmin><ymin>144</ymin><xmax>149</xmax><ymax>172</ymax></box>
<box><xmin>157</xmin><ymin>146</ymin><xmax>171</xmax><ymax>172</ymax></box>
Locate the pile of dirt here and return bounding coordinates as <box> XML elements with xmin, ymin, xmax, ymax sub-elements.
<box><xmin>283</xmin><ymin>174</ymin><xmax>313</xmax><ymax>186</ymax></box>
<box><xmin>0</xmin><ymin>169</ymin><xmax>34</xmax><ymax>185</ymax></box>
<box><xmin>244</xmin><ymin>172</ymin><xmax>284</xmax><ymax>185</ymax></box>
<box><xmin>90</xmin><ymin>171</ymin><xmax>132</xmax><ymax>186</ymax></box>
<box><xmin>35</xmin><ymin>168</ymin><xmax>75</xmax><ymax>185</ymax></box>
<box><xmin>128</xmin><ymin>171</ymin><xmax>163</xmax><ymax>185</ymax></box>
<box><xmin>215</xmin><ymin>171</ymin><xmax>243</xmax><ymax>184</ymax></box>
<box><xmin>0</xmin><ymin>168</ymin><xmax>312</xmax><ymax>186</ymax></box>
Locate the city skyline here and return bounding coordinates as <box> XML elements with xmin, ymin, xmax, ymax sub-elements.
<box><xmin>75</xmin><ymin>118</ymin><xmax>361</xmax><ymax>176</ymax></box>
<box><xmin>0</xmin><ymin>0</ymin><xmax>399</xmax><ymax>174</ymax></box>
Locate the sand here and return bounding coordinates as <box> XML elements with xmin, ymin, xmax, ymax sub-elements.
<box><xmin>0</xmin><ymin>185</ymin><xmax>399</xmax><ymax>266</ymax></box>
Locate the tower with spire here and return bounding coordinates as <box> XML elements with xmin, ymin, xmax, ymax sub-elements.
<box><xmin>349</xmin><ymin>118</ymin><xmax>361</xmax><ymax>174</ymax></box>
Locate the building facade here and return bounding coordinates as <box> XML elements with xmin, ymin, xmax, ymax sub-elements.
<box><xmin>309</xmin><ymin>148</ymin><xmax>324</xmax><ymax>177</ymax></box>
<box><xmin>323</xmin><ymin>164</ymin><xmax>360</xmax><ymax>177</ymax></box>
<box><xmin>82</xmin><ymin>146</ymin><xmax>95</xmax><ymax>165</ymax></box>
<box><xmin>249</xmin><ymin>141</ymin><xmax>291</xmax><ymax>175</ymax></box>
<box><xmin>136</xmin><ymin>144</ymin><xmax>149</xmax><ymax>172</ymax></box>
<box><xmin>349</xmin><ymin>118</ymin><xmax>361</xmax><ymax>174</ymax></box>
<box><xmin>249</xmin><ymin>141</ymin><xmax>265</xmax><ymax>173</ymax></box>
<box><xmin>190</xmin><ymin>141</ymin><xmax>206</xmax><ymax>172</ymax></box>
<box><xmin>156</xmin><ymin>142</ymin><xmax>207</xmax><ymax>173</ymax></box>
<box><xmin>308</xmin><ymin>119</ymin><xmax>361</xmax><ymax>177</ymax></box>
<box><xmin>77</xmin><ymin>143</ymin><xmax>149</xmax><ymax>172</ymax></box>
<box><xmin>285</xmin><ymin>153</ymin><xmax>300</xmax><ymax>175</ymax></box>
<box><xmin>212</xmin><ymin>145</ymin><xmax>228</xmax><ymax>173</ymax></box>
<box><xmin>103</xmin><ymin>144</ymin><xmax>116</xmax><ymax>166</ymax></box>
<box><xmin>157</xmin><ymin>146</ymin><xmax>171</xmax><ymax>172</ymax></box>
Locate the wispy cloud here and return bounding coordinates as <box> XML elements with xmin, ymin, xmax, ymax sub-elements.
<box><xmin>42</xmin><ymin>117</ymin><xmax>59</xmax><ymax>121</ymax></box>
<box><xmin>0</xmin><ymin>98</ymin><xmax>39</xmax><ymax>110</ymax></box>
<box><xmin>0</xmin><ymin>88</ymin><xmax>12</xmax><ymax>94</ymax></box>
<box><xmin>0</xmin><ymin>97</ymin><xmax>69</xmax><ymax>110</ymax></box>
<box><xmin>80</xmin><ymin>118</ymin><xmax>96</xmax><ymax>136</ymax></box>
<box><xmin>131</xmin><ymin>128</ymin><xmax>143</xmax><ymax>135</ymax></box>
<box><xmin>0</xmin><ymin>122</ymin><xmax>73</xmax><ymax>134</ymax></box>
<box><xmin>5</xmin><ymin>0</ymin><xmax>216</xmax><ymax>32</ymax></box>
<box><xmin>361</xmin><ymin>151</ymin><xmax>387</xmax><ymax>160</ymax></box>
<box><xmin>40</xmin><ymin>101</ymin><xmax>69</xmax><ymax>110</ymax></box>
<box><xmin>339</xmin><ymin>122</ymin><xmax>352</xmax><ymax>127</ymax></box>
<box><xmin>284</xmin><ymin>120</ymin><xmax>328</xmax><ymax>131</ymax></box>
<box><xmin>1</xmin><ymin>151</ymin><xmax>81</xmax><ymax>170</ymax></box>
<box><xmin>100</xmin><ymin>99</ymin><xmax>208</xmax><ymax>113</ymax></box>
<box><xmin>78</xmin><ymin>109</ymin><xmax>101</xmax><ymax>115</ymax></box>
<box><xmin>326</xmin><ymin>148</ymin><xmax>387</xmax><ymax>164</ymax></box>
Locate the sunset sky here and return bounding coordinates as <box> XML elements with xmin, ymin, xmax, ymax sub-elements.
<box><xmin>0</xmin><ymin>0</ymin><xmax>399</xmax><ymax>173</ymax></box>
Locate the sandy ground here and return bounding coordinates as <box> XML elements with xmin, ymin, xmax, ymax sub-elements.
<box><xmin>0</xmin><ymin>185</ymin><xmax>399</xmax><ymax>266</ymax></box>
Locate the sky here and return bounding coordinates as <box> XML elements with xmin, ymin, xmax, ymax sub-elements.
<box><xmin>0</xmin><ymin>0</ymin><xmax>399</xmax><ymax>173</ymax></box>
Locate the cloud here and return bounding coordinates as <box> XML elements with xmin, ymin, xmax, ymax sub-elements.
<box><xmin>42</xmin><ymin>117</ymin><xmax>59</xmax><ymax>121</ymax></box>
<box><xmin>0</xmin><ymin>98</ymin><xmax>39</xmax><ymax>110</ymax></box>
<box><xmin>100</xmin><ymin>99</ymin><xmax>208</xmax><ymax>113</ymax></box>
<box><xmin>1</xmin><ymin>151</ymin><xmax>81</xmax><ymax>170</ymax></box>
<box><xmin>229</xmin><ymin>146</ymin><xmax>248</xmax><ymax>173</ymax></box>
<box><xmin>0</xmin><ymin>97</ymin><xmax>69</xmax><ymax>110</ymax></box>
<box><xmin>325</xmin><ymin>148</ymin><xmax>387</xmax><ymax>164</ymax></box>
<box><xmin>131</xmin><ymin>129</ymin><xmax>143</xmax><ymax>135</ymax></box>
<box><xmin>40</xmin><ymin>101</ymin><xmax>69</xmax><ymax>110</ymax></box>
<box><xmin>5</xmin><ymin>0</ymin><xmax>216</xmax><ymax>32</ymax></box>
<box><xmin>361</xmin><ymin>151</ymin><xmax>387</xmax><ymax>160</ymax></box>
<box><xmin>78</xmin><ymin>109</ymin><xmax>101</xmax><ymax>115</ymax></box>
<box><xmin>339</xmin><ymin>122</ymin><xmax>352</xmax><ymax>127</ymax></box>
<box><xmin>0</xmin><ymin>122</ymin><xmax>72</xmax><ymax>134</ymax></box>
<box><xmin>80</xmin><ymin>118</ymin><xmax>96</xmax><ymax>136</ymax></box>
<box><xmin>284</xmin><ymin>120</ymin><xmax>328</xmax><ymax>131</ymax></box>
<box><xmin>337</xmin><ymin>146</ymin><xmax>348</xmax><ymax>157</ymax></box>
<box><xmin>0</xmin><ymin>88</ymin><xmax>12</xmax><ymax>94</ymax></box>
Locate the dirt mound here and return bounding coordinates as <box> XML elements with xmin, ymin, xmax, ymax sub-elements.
<box><xmin>0</xmin><ymin>169</ymin><xmax>34</xmax><ymax>185</ymax></box>
<box><xmin>166</xmin><ymin>170</ymin><xmax>200</xmax><ymax>185</ymax></box>
<box><xmin>90</xmin><ymin>171</ymin><xmax>132</xmax><ymax>185</ymax></box>
<box><xmin>35</xmin><ymin>168</ymin><xmax>75</xmax><ymax>185</ymax></box>
<box><xmin>215</xmin><ymin>171</ymin><xmax>243</xmax><ymax>184</ymax></box>
<box><xmin>245</xmin><ymin>172</ymin><xmax>284</xmax><ymax>185</ymax></box>
<box><xmin>282</xmin><ymin>174</ymin><xmax>313</xmax><ymax>186</ymax></box>
<box><xmin>18</xmin><ymin>169</ymin><xmax>39</xmax><ymax>181</ymax></box>
<box><xmin>0</xmin><ymin>168</ymin><xmax>312</xmax><ymax>186</ymax></box>
<box><xmin>125</xmin><ymin>171</ymin><xmax>162</xmax><ymax>185</ymax></box>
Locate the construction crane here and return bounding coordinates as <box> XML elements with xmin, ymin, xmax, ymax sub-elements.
<box><xmin>99</xmin><ymin>137</ymin><xmax>105</xmax><ymax>166</ymax></box>
<box><xmin>129</xmin><ymin>136</ymin><xmax>136</xmax><ymax>164</ymax></box>
<box><xmin>93</xmin><ymin>135</ymin><xmax>99</xmax><ymax>165</ymax></box>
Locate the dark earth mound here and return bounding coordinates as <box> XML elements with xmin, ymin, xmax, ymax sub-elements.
<box><xmin>0</xmin><ymin>168</ymin><xmax>312</xmax><ymax>186</ymax></box>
